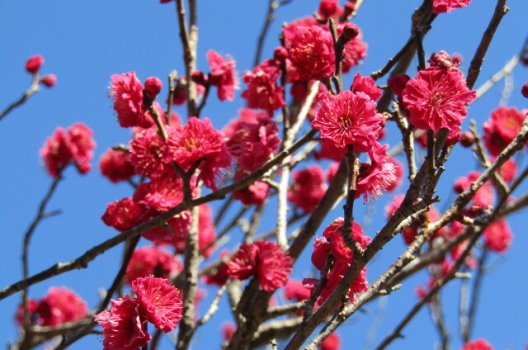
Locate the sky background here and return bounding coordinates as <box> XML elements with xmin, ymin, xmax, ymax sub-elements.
<box><xmin>1</xmin><ymin>0</ymin><xmax>527</xmax><ymax>349</ymax></box>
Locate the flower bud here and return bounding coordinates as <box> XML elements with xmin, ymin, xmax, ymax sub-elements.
<box><xmin>522</xmin><ymin>82</ymin><xmax>528</xmax><ymax>98</ymax></box>
<box><xmin>40</xmin><ymin>74</ymin><xmax>57</xmax><ymax>88</ymax></box>
<box><xmin>273</xmin><ymin>46</ymin><xmax>288</xmax><ymax>62</ymax></box>
<box><xmin>191</xmin><ymin>71</ymin><xmax>207</xmax><ymax>85</ymax></box>
<box><xmin>25</xmin><ymin>55</ymin><xmax>44</xmax><ymax>74</ymax></box>
<box><xmin>144</xmin><ymin>77</ymin><xmax>163</xmax><ymax>99</ymax></box>
<box><xmin>459</xmin><ymin>131</ymin><xmax>475</xmax><ymax>148</ymax></box>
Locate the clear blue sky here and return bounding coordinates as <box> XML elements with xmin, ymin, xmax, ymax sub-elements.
<box><xmin>1</xmin><ymin>1</ymin><xmax>527</xmax><ymax>349</ymax></box>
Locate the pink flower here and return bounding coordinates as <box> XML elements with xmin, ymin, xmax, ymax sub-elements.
<box><xmin>433</xmin><ymin>0</ymin><xmax>472</xmax><ymax>14</ymax></box>
<box><xmin>483</xmin><ymin>219</ymin><xmax>512</xmax><ymax>253</ymax></box>
<box><xmin>99</xmin><ymin>148</ymin><xmax>136</xmax><ymax>183</ymax></box>
<box><xmin>207</xmin><ymin>50</ymin><xmax>239</xmax><ymax>101</ymax></box>
<box><xmin>462</xmin><ymin>338</ymin><xmax>494</xmax><ymax>350</ymax></box>
<box><xmin>356</xmin><ymin>143</ymin><xmax>398</xmax><ymax>201</ymax></box>
<box><xmin>95</xmin><ymin>296</ymin><xmax>151</xmax><ymax>350</ymax></box>
<box><xmin>241</xmin><ymin>60</ymin><xmax>285</xmax><ymax>116</ymax></box>
<box><xmin>110</xmin><ymin>72</ymin><xmax>154</xmax><ymax>128</ymax></box>
<box><xmin>284</xmin><ymin>280</ymin><xmax>311</xmax><ymax>301</ymax></box>
<box><xmin>233</xmin><ymin>180</ymin><xmax>270</xmax><ymax>206</ymax></box>
<box><xmin>126</xmin><ymin>247</ymin><xmax>182</xmax><ymax>284</ymax></box>
<box><xmin>133</xmin><ymin>175</ymin><xmax>185</xmax><ymax>212</ymax></box>
<box><xmin>316</xmin><ymin>138</ymin><xmax>347</xmax><ymax>161</ymax></box>
<box><xmin>172</xmin><ymin>117</ymin><xmax>231</xmax><ymax>189</ymax></box>
<box><xmin>402</xmin><ymin>67</ymin><xmax>476</xmax><ymax>133</ymax></box>
<box><xmin>312</xmin><ymin>90</ymin><xmax>382</xmax><ymax>151</ymax></box>
<box><xmin>40</xmin><ymin>124</ymin><xmax>96</xmax><ymax>178</ymax></box>
<box><xmin>339</xmin><ymin>23</ymin><xmax>367</xmax><ymax>72</ymax></box>
<box><xmin>222</xmin><ymin>323</ymin><xmax>237</xmax><ymax>341</ymax></box>
<box><xmin>321</xmin><ymin>332</ymin><xmax>341</xmax><ymax>350</ymax></box>
<box><xmin>102</xmin><ymin>197</ymin><xmax>150</xmax><ymax>232</ymax></box>
<box><xmin>227</xmin><ymin>241</ymin><xmax>292</xmax><ymax>291</ymax></box>
<box><xmin>351</xmin><ymin>73</ymin><xmax>381</xmax><ymax>100</ymax></box>
<box><xmin>130</xmin><ymin>126</ymin><xmax>178</xmax><ymax>178</ymax></box>
<box><xmin>255</xmin><ymin>240</ymin><xmax>293</xmax><ymax>292</ymax></box>
<box><xmin>483</xmin><ymin>107</ymin><xmax>526</xmax><ymax>156</ymax></box>
<box><xmin>40</xmin><ymin>74</ymin><xmax>57</xmax><ymax>88</ymax></box>
<box><xmin>283</xmin><ymin>20</ymin><xmax>335</xmax><ymax>81</ymax></box>
<box><xmin>170</xmin><ymin>205</ymin><xmax>217</xmax><ymax>258</ymax></box>
<box><xmin>225</xmin><ymin>109</ymin><xmax>280</xmax><ymax>172</ymax></box>
<box><xmin>36</xmin><ymin>287</ymin><xmax>88</xmax><ymax>327</ymax></box>
<box><xmin>386</xmin><ymin>157</ymin><xmax>404</xmax><ymax>192</ymax></box>
<box><xmin>132</xmin><ymin>277</ymin><xmax>183</xmax><ymax>332</ymax></box>
<box><xmin>454</xmin><ymin>171</ymin><xmax>494</xmax><ymax>210</ymax></box>
<box><xmin>142</xmin><ymin>212</ymin><xmax>191</xmax><ymax>244</ymax></box>
<box><xmin>498</xmin><ymin>158</ymin><xmax>517</xmax><ymax>182</ymax></box>
<box><xmin>288</xmin><ymin>166</ymin><xmax>327</xmax><ymax>213</ymax></box>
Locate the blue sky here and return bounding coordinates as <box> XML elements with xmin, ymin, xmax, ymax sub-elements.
<box><xmin>1</xmin><ymin>1</ymin><xmax>527</xmax><ymax>349</ymax></box>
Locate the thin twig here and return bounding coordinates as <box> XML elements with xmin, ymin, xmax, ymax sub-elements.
<box><xmin>0</xmin><ymin>76</ymin><xmax>40</xmax><ymax>122</ymax></box>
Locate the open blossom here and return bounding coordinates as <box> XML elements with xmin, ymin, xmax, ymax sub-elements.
<box><xmin>283</xmin><ymin>20</ymin><xmax>335</xmax><ymax>81</ymax></box>
<box><xmin>288</xmin><ymin>166</ymin><xmax>327</xmax><ymax>213</ymax></box>
<box><xmin>142</xmin><ymin>211</ymin><xmax>191</xmax><ymax>244</ymax></box>
<box><xmin>102</xmin><ymin>197</ymin><xmax>150</xmax><ymax>232</ymax></box>
<box><xmin>483</xmin><ymin>219</ymin><xmax>512</xmax><ymax>253</ymax></box>
<box><xmin>284</xmin><ymin>280</ymin><xmax>311</xmax><ymax>301</ymax></box>
<box><xmin>498</xmin><ymin>158</ymin><xmax>517</xmax><ymax>182</ymax></box>
<box><xmin>402</xmin><ymin>66</ymin><xmax>476</xmax><ymax>133</ymax></box>
<box><xmin>132</xmin><ymin>277</ymin><xmax>183</xmax><ymax>332</ymax></box>
<box><xmin>241</xmin><ymin>59</ymin><xmax>285</xmax><ymax>116</ymax></box>
<box><xmin>433</xmin><ymin>0</ymin><xmax>472</xmax><ymax>14</ymax></box>
<box><xmin>351</xmin><ymin>73</ymin><xmax>381</xmax><ymax>100</ymax></box>
<box><xmin>225</xmin><ymin>109</ymin><xmax>280</xmax><ymax>172</ymax></box>
<box><xmin>110</xmin><ymin>72</ymin><xmax>154</xmax><ymax>128</ymax></box>
<box><xmin>133</xmin><ymin>175</ymin><xmax>186</xmax><ymax>212</ymax></box>
<box><xmin>227</xmin><ymin>241</ymin><xmax>292</xmax><ymax>291</ymax></box>
<box><xmin>95</xmin><ymin>296</ymin><xmax>151</xmax><ymax>350</ymax></box>
<box><xmin>483</xmin><ymin>106</ymin><xmax>526</xmax><ymax>156</ymax></box>
<box><xmin>462</xmin><ymin>338</ymin><xmax>494</xmax><ymax>350</ymax></box>
<box><xmin>312</xmin><ymin>90</ymin><xmax>381</xmax><ymax>151</ymax></box>
<box><xmin>40</xmin><ymin>123</ymin><xmax>96</xmax><ymax>178</ymax></box>
<box><xmin>172</xmin><ymin>117</ymin><xmax>231</xmax><ymax>189</ymax></box>
<box><xmin>130</xmin><ymin>126</ymin><xmax>178</xmax><ymax>178</ymax></box>
<box><xmin>207</xmin><ymin>50</ymin><xmax>239</xmax><ymax>101</ymax></box>
<box><xmin>233</xmin><ymin>179</ymin><xmax>270</xmax><ymax>206</ymax></box>
<box><xmin>125</xmin><ymin>247</ymin><xmax>182</xmax><ymax>284</ymax></box>
<box><xmin>33</xmin><ymin>287</ymin><xmax>88</xmax><ymax>327</ymax></box>
<box><xmin>454</xmin><ymin>171</ymin><xmax>494</xmax><ymax>210</ymax></box>
<box><xmin>356</xmin><ymin>143</ymin><xmax>398</xmax><ymax>201</ymax></box>
<box><xmin>100</xmin><ymin>148</ymin><xmax>136</xmax><ymax>183</ymax></box>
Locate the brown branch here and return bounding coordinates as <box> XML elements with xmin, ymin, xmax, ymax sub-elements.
<box><xmin>474</xmin><ymin>55</ymin><xmax>519</xmax><ymax>99</ymax></box>
<box><xmin>254</xmin><ymin>0</ymin><xmax>292</xmax><ymax>67</ymax></box>
<box><xmin>466</xmin><ymin>0</ymin><xmax>509</xmax><ymax>89</ymax></box>
<box><xmin>0</xmin><ymin>129</ymin><xmax>316</xmax><ymax>301</ymax></box>
<box><xmin>266</xmin><ymin>301</ymin><xmax>306</xmax><ymax>320</ymax></box>
<box><xmin>461</xmin><ymin>248</ymin><xmax>488</xmax><ymax>343</ymax></box>
<box><xmin>0</xmin><ymin>76</ymin><xmax>40</xmax><ymax>122</ymax></box>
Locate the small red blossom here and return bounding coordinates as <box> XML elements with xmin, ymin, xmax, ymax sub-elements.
<box><xmin>143</xmin><ymin>77</ymin><xmax>163</xmax><ymax>99</ymax></box>
<box><xmin>241</xmin><ymin>60</ymin><xmax>285</xmax><ymax>116</ymax></box>
<box><xmin>99</xmin><ymin>148</ymin><xmax>136</xmax><ymax>183</ymax></box>
<box><xmin>317</xmin><ymin>0</ymin><xmax>341</xmax><ymax>21</ymax></box>
<box><xmin>462</xmin><ymin>338</ymin><xmax>494</xmax><ymax>350</ymax></box>
<box><xmin>522</xmin><ymin>82</ymin><xmax>528</xmax><ymax>98</ymax></box>
<box><xmin>312</xmin><ymin>90</ymin><xmax>382</xmax><ymax>151</ymax></box>
<box><xmin>172</xmin><ymin>117</ymin><xmax>231</xmax><ymax>189</ymax></box>
<box><xmin>142</xmin><ymin>211</ymin><xmax>191</xmax><ymax>244</ymax></box>
<box><xmin>356</xmin><ymin>143</ymin><xmax>398</xmax><ymax>201</ymax></box>
<box><xmin>316</xmin><ymin>138</ymin><xmax>347</xmax><ymax>161</ymax></box>
<box><xmin>130</xmin><ymin>126</ymin><xmax>177</xmax><ymax>178</ymax></box>
<box><xmin>225</xmin><ymin>109</ymin><xmax>280</xmax><ymax>172</ymax></box>
<box><xmin>110</xmin><ymin>72</ymin><xmax>153</xmax><ymax>128</ymax></box>
<box><xmin>454</xmin><ymin>171</ymin><xmax>494</xmax><ymax>210</ymax></box>
<box><xmin>132</xmin><ymin>277</ymin><xmax>183</xmax><ymax>332</ymax></box>
<box><xmin>40</xmin><ymin>123</ymin><xmax>96</xmax><ymax>178</ymax></box>
<box><xmin>339</xmin><ymin>23</ymin><xmax>367</xmax><ymax>72</ymax></box>
<box><xmin>36</xmin><ymin>287</ymin><xmax>88</xmax><ymax>327</ymax></box>
<box><xmin>288</xmin><ymin>166</ymin><xmax>327</xmax><ymax>213</ymax></box>
<box><xmin>40</xmin><ymin>74</ymin><xmax>57</xmax><ymax>88</ymax></box>
<box><xmin>134</xmin><ymin>175</ymin><xmax>186</xmax><ymax>212</ymax></box>
<box><xmin>102</xmin><ymin>197</ymin><xmax>150</xmax><ymax>232</ymax></box>
<box><xmin>95</xmin><ymin>296</ymin><xmax>151</xmax><ymax>350</ymax></box>
<box><xmin>402</xmin><ymin>66</ymin><xmax>476</xmax><ymax>133</ymax></box>
<box><xmin>126</xmin><ymin>247</ymin><xmax>182</xmax><ymax>284</ymax></box>
<box><xmin>207</xmin><ymin>50</ymin><xmax>239</xmax><ymax>101</ymax></box>
<box><xmin>233</xmin><ymin>179</ymin><xmax>270</xmax><ymax>206</ymax></box>
<box><xmin>483</xmin><ymin>106</ymin><xmax>526</xmax><ymax>156</ymax></box>
<box><xmin>321</xmin><ymin>332</ymin><xmax>341</xmax><ymax>350</ymax></box>
<box><xmin>25</xmin><ymin>55</ymin><xmax>44</xmax><ymax>74</ymax></box>
<box><xmin>498</xmin><ymin>158</ymin><xmax>517</xmax><ymax>182</ymax></box>
<box><xmin>433</xmin><ymin>0</ymin><xmax>472</xmax><ymax>14</ymax></box>
<box><xmin>284</xmin><ymin>280</ymin><xmax>311</xmax><ymax>301</ymax></box>
<box><xmin>351</xmin><ymin>73</ymin><xmax>382</xmax><ymax>100</ymax></box>
<box><xmin>227</xmin><ymin>241</ymin><xmax>292</xmax><ymax>291</ymax></box>
<box><xmin>483</xmin><ymin>219</ymin><xmax>512</xmax><ymax>253</ymax></box>
<box><xmin>170</xmin><ymin>205</ymin><xmax>217</xmax><ymax>258</ymax></box>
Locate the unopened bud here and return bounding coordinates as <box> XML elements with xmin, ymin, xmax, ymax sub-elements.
<box><xmin>273</xmin><ymin>46</ymin><xmax>288</xmax><ymax>62</ymax></box>
<box><xmin>25</xmin><ymin>55</ymin><xmax>44</xmax><ymax>75</ymax></box>
<box><xmin>318</xmin><ymin>0</ymin><xmax>339</xmax><ymax>18</ymax></box>
<box><xmin>338</xmin><ymin>23</ymin><xmax>359</xmax><ymax>44</ymax></box>
<box><xmin>522</xmin><ymin>82</ymin><xmax>528</xmax><ymax>98</ymax></box>
<box><xmin>143</xmin><ymin>77</ymin><xmax>163</xmax><ymax>99</ymax></box>
<box><xmin>192</xmin><ymin>71</ymin><xmax>208</xmax><ymax>85</ymax></box>
<box><xmin>40</xmin><ymin>74</ymin><xmax>57</xmax><ymax>88</ymax></box>
<box><xmin>459</xmin><ymin>131</ymin><xmax>475</xmax><ymax>148</ymax></box>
